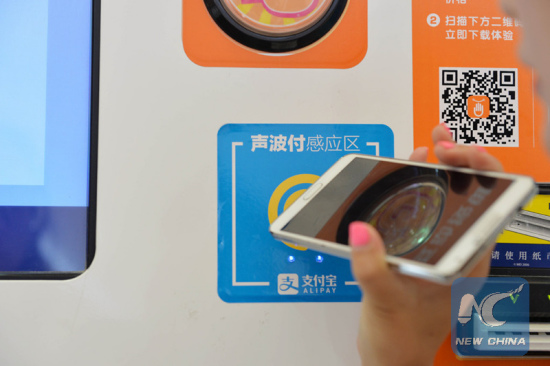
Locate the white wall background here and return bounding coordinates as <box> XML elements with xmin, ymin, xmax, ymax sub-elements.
<box><xmin>0</xmin><ymin>0</ymin><xmax>414</xmax><ymax>365</ymax></box>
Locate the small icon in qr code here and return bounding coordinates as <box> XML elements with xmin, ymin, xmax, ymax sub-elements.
<box><xmin>467</xmin><ymin>96</ymin><xmax>490</xmax><ymax>119</ymax></box>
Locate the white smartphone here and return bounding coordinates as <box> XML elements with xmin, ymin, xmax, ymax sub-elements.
<box><xmin>269</xmin><ymin>154</ymin><xmax>537</xmax><ymax>283</ymax></box>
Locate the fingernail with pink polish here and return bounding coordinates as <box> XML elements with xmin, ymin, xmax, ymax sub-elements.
<box><xmin>349</xmin><ymin>222</ymin><xmax>371</xmax><ymax>248</ymax></box>
<box><xmin>442</xmin><ymin>124</ymin><xmax>452</xmax><ymax>135</ymax></box>
<box><xmin>476</xmin><ymin>146</ymin><xmax>487</xmax><ymax>153</ymax></box>
<box><xmin>438</xmin><ymin>141</ymin><xmax>455</xmax><ymax>149</ymax></box>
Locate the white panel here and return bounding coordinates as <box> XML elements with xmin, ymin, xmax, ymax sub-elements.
<box><xmin>0</xmin><ymin>0</ymin><xmax>413</xmax><ymax>364</ymax></box>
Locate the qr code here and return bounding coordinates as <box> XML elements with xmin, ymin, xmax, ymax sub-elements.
<box><xmin>440</xmin><ymin>67</ymin><xmax>518</xmax><ymax>146</ymax></box>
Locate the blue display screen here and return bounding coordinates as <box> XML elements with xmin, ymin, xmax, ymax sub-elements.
<box><xmin>0</xmin><ymin>0</ymin><xmax>95</xmax><ymax>273</ymax></box>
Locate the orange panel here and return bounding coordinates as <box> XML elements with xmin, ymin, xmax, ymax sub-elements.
<box><xmin>436</xmin><ymin>334</ymin><xmax>549</xmax><ymax>365</ymax></box>
<box><xmin>182</xmin><ymin>0</ymin><xmax>368</xmax><ymax>68</ymax></box>
<box><xmin>412</xmin><ymin>0</ymin><xmax>550</xmax><ymax>182</ymax></box>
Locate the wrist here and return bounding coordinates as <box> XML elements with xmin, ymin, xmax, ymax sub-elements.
<box><xmin>360</xmin><ymin>343</ymin><xmax>435</xmax><ymax>366</ymax></box>
<box><xmin>358</xmin><ymin>311</ymin><xmax>441</xmax><ymax>366</ymax></box>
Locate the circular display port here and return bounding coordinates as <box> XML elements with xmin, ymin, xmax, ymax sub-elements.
<box><xmin>220</xmin><ymin>0</ymin><xmax>333</xmax><ymax>36</ymax></box>
<box><xmin>204</xmin><ymin>0</ymin><xmax>348</xmax><ymax>53</ymax></box>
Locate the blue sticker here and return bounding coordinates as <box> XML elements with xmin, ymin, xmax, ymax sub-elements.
<box><xmin>491</xmin><ymin>243</ymin><xmax>550</xmax><ymax>268</ymax></box>
<box><xmin>217</xmin><ymin>124</ymin><xmax>394</xmax><ymax>303</ymax></box>
<box><xmin>451</xmin><ymin>277</ymin><xmax>529</xmax><ymax>357</ymax></box>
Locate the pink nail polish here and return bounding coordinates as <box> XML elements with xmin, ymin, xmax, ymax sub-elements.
<box><xmin>349</xmin><ymin>222</ymin><xmax>371</xmax><ymax>247</ymax></box>
<box><xmin>438</xmin><ymin>141</ymin><xmax>455</xmax><ymax>149</ymax></box>
<box><xmin>476</xmin><ymin>146</ymin><xmax>487</xmax><ymax>153</ymax></box>
<box><xmin>442</xmin><ymin>124</ymin><xmax>452</xmax><ymax>135</ymax></box>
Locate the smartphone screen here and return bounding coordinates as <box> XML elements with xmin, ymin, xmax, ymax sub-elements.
<box><xmin>0</xmin><ymin>0</ymin><xmax>98</xmax><ymax>276</ymax></box>
<box><xmin>281</xmin><ymin>157</ymin><xmax>513</xmax><ymax>265</ymax></box>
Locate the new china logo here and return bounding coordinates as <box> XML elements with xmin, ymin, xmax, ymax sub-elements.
<box><xmin>451</xmin><ymin>278</ymin><xmax>529</xmax><ymax>357</ymax></box>
<box><xmin>457</xmin><ymin>284</ymin><xmax>524</xmax><ymax>327</ymax></box>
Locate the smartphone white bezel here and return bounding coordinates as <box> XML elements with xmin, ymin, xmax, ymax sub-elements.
<box><xmin>269</xmin><ymin>154</ymin><xmax>537</xmax><ymax>283</ymax></box>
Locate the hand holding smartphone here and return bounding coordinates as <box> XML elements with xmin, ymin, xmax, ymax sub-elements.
<box><xmin>270</xmin><ymin>154</ymin><xmax>537</xmax><ymax>283</ymax></box>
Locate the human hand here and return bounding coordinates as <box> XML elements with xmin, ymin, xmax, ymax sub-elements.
<box><xmin>473</xmin><ymin>102</ymin><xmax>484</xmax><ymax>118</ymax></box>
<box><xmin>350</xmin><ymin>124</ymin><xmax>504</xmax><ymax>366</ymax></box>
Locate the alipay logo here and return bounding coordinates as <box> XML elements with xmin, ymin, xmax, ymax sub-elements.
<box><xmin>277</xmin><ymin>274</ymin><xmax>299</xmax><ymax>295</ymax></box>
<box><xmin>451</xmin><ymin>278</ymin><xmax>529</xmax><ymax>357</ymax></box>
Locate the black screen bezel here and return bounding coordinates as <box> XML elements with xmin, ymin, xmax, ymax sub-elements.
<box><xmin>0</xmin><ymin>0</ymin><xmax>100</xmax><ymax>280</ymax></box>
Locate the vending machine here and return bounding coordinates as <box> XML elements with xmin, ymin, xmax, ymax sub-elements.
<box><xmin>0</xmin><ymin>0</ymin><xmax>550</xmax><ymax>365</ymax></box>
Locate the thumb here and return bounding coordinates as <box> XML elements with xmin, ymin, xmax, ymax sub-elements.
<box><xmin>349</xmin><ymin>222</ymin><xmax>401</xmax><ymax>305</ymax></box>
